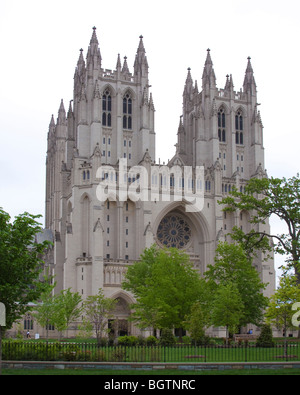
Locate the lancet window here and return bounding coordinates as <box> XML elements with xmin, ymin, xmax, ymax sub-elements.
<box><xmin>235</xmin><ymin>110</ymin><xmax>244</xmax><ymax>145</ymax></box>
<box><xmin>102</xmin><ymin>89</ymin><xmax>112</xmax><ymax>127</ymax></box>
<box><xmin>123</xmin><ymin>92</ymin><xmax>132</xmax><ymax>130</ymax></box>
<box><xmin>218</xmin><ymin>107</ymin><xmax>226</xmax><ymax>142</ymax></box>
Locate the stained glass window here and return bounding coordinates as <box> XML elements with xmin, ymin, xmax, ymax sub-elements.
<box><xmin>157</xmin><ymin>213</ymin><xmax>192</xmax><ymax>249</ymax></box>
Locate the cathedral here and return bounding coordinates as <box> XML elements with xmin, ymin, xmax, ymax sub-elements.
<box><xmin>44</xmin><ymin>27</ymin><xmax>275</xmax><ymax>336</ymax></box>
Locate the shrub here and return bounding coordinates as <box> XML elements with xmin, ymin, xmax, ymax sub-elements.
<box><xmin>256</xmin><ymin>324</ymin><xmax>275</xmax><ymax>348</ymax></box>
<box><xmin>145</xmin><ymin>335</ymin><xmax>158</xmax><ymax>346</ymax></box>
<box><xmin>182</xmin><ymin>335</ymin><xmax>191</xmax><ymax>344</ymax></box>
<box><xmin>159</xmin><ymin>329</ymin><xmax>176</xmax><ymax>346</ymax></box>
<box><xmin>117</xmin><ymin>335</ymin><xmax>139</xmax><ymax>346</ymax></box>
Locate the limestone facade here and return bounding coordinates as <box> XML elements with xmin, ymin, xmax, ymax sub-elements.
<box><xmin>43</xmin><ymin>27</ymin><xmax>275</xmax><ymax>336</ymax></box>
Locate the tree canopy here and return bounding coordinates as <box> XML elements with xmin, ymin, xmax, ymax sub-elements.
<box><xmin>122</xmin><ymin>245</ymin><xmax>204</xmax><ymax>332</ymax></box>
<box><xmin>205</xmin><ymin>242</ymin><xmax>268</xmax><ymax>329</ymax></box>
<box><xmin>0</xmin><ymin>209</ymin><xmax>51</xmax><ymax>331</ymax></box>
<box><xmin>0</xmin><ymin>208</ymin><xmax>51</xmax><ymax>374</ymax></box>
<box><xmin>221</xmin><ymin>175</ymin><xmax>300</xmax><ymax>282</ymax></box>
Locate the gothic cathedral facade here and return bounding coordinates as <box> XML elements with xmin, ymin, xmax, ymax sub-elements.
<box><xmin>45</xmin><ymin>27</ymin><xmax>275</xmax><ymax>335</ymax></box>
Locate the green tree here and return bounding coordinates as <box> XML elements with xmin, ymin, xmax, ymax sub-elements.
<box><xmin>123</xmin><ymin>245</ymin><xmax>203</xmax><ymax>338</ymax></box>
<box><xmin>221</xmin><ymin>175</ymin><xmax>300</xmax><ymax>282</ymax></box>
<box><xmin>256</xmin><ymin>324</ymin><xmax>275</xmax><ymax>348</ymax></box>
<box><xmin>83</xmin><ymin>289</ymin><xmax>117</xmax><ymax>345</ymax></box>
<box><xmin>52</xmin><ymin>288</ymin><xmax>82</xmax><ymax>338</ymax></box>
<box><xmin>0</xmin><ymin>208</ymin><xmax>51</xmax><ymax>374</ymax></box>
<box><xmin>265</xmin><ymin>270</ymin><xmax>300</xmax><ymax>354</ymax></box>
<box><xmin>184</xmin><ymin>301</ymin><xmax>210</xmax><ymax>343</ymax></box>
<box><xmin>33</xmin><ymin>290</ymin><xmax>57</xmax><ymax>341</ymax></box>
<box><xmin>211</xmin><ymin>282</ymin><xmax>245</xmax><ymax>342</ymax></box>
<box><xmin>205</xmin><ymin>242</ymin><xmax>268</xmax><ymax>329</ymax></box>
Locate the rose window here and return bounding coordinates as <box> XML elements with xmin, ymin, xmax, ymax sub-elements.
<box><xmin>157</xmin><ymin>213</ymin><xmax>192</xmax><ymax>249</ymax></box>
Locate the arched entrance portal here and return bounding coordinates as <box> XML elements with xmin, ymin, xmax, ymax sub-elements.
<box><xmin>108</xmin><ymin>296</ymin><xmax>131</xmax><ymax>337</ymax></box>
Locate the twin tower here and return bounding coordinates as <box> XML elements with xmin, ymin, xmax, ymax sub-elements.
<box><xmin>45</xmin><ymin>27</ymin><xmax>274</xmax><ymax>335</ymax></box>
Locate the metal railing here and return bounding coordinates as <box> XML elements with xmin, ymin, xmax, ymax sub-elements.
<box><xmin>2</xmin><ymin>341</ymin><xmax>300</xmax><ymax>363</ymax></box>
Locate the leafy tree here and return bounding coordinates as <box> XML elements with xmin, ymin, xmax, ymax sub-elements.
<box><xmin>122</xmin><ymin>246</ymin><xmax>203</xmax><ymax>338</ymax></box>
<box><xmin>0</xmin><ymin>208</ymin><xmax>51</xmax><ymax>374</ymax></box>
<box><xmin>221</xmin><ymin>175</ymin><xmax>300</xmax><ymax>282</ymax></box>
<box><xmin>205</xmin><ymin>242</ymin><xmax>268</xmax><ymax>329</ymax></box>
<box><xmin>52</xmin><ymin>288</ymin><xmax>82</xmax><ymax>338</ymax></box>
<box><xmin>211</xmin><ymin>282</ymin><xmax>244</xmax><ymax>342</ymax></box>
<box><xmin>265</xmin><ymin>270</ymin><xmax>300</xmax><ymax>350</ymax></box>
<box><xmin>82</xmin><ymin>289</ymin><xmax>117</xmax><ymax>345</ymax></box>
<box><xmin>184</xmin><ymin>301</ymin><xmax>210</xmax><ymax>344</ymax></box>
<box><xmin>33</xmin><ymin>290</ymin><xmax>57</xmax><ymax>341</ymax></box>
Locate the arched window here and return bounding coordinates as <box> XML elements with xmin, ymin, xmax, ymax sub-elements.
<box><xmin>102</xmin><ymin>89</ymin><xmax>112</xmax><ymax>127</ymax></box>
<box><xmin>123</xmin><ymin>93</ymin><xmax>132</xmax><ymax>130</ymax></box>
<box><xmin>218</xmin><ymin>108</ymin><xmax>226</xmax><ymax>142</ymax></box>
<box><xmin>235</xmin><ymin>110</ymin><xmax>244</xmax><ymax>145</ymax></box>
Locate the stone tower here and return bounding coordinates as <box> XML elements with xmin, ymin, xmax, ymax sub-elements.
<box><xmin>45</xmin><ymin>28</ymin><xmax>275</xmax><ymax>336</ymax></box>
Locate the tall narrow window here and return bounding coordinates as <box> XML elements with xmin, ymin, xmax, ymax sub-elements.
<box><xmin>82</xmin><ymin>196</ymin><xmax>90</xmax><ymax>256</ymax></box>
<box><xmin>123</xmin><ymin>93</ymin><xmax>132</xmax><ymax>130</ymax></box>
<box><xmin>218</xmin><ymin>108</ymin><xmax>226</xmax><ymax>142</ymax></box>
<box><xmin>235</xmin><ymin>111</ymin><xmax>244</xmax><ymax>144</ymax></box>
<box><xmin>102</xmin><ymin>89</ymin><xmax>112</xmax><ymax>127</ymax></box>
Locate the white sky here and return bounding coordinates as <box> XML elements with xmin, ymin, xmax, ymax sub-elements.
<box><xmin>0</xmin><ymin>0</ymin><xmax>299</xmax><ymax>279</ymax></box>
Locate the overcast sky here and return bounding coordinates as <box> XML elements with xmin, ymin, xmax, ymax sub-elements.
<box><xmin>0</xmin><ymin>0</ymin><xmax>299</xmax><ymax>278</ymax></box>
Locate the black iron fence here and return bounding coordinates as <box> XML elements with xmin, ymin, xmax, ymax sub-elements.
<box><xmin>2</xmin><ymin>341</ymin><xmax>300</xmax><ymax>363</ymax></box>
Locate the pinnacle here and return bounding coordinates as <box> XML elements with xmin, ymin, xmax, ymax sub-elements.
<box><xmin>90</xmin><ymin>26</ymin><xmax>99</xmax><ymax>44</ymax></box>
<box><xmin>137</xmin><ymin>34</ymin><xmax>145</xmax><ymax>53</ymax></box>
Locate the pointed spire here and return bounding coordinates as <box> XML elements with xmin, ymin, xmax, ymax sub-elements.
<box><xmin>67</xmin><ymin>100</ymin><xmax>73</xmax><ymax>118</ymax></box>
<box><xmin>224</xmin><ymin>74</ymin><xmax>234</xmax><ymax>91</ymax></box>
<box><xmin>205</xmin><ymin>48</ymin><xmax>213</xmax><ymax>67</ymax></box>
<box><xmin>243</xmin><ymin>56</ymin><xmax>256</xmax><ymax>94</ymax></box>
<box><xmin>86</xmin><ymin>26</ymin><xmax>102</xmax><ymax>70</ymax></box>
<box><xmin>49</xmin><ymin>114</ymin><xmax>56</xmax><ymax>129</ymax></box>
<box><xmin>90</xmin><ymin>26</ymin><xmax>98</xmax><ymax>45</ymax></box>
<box><xmin>149</xmin><ymin>92</ymin><xmax>155</xmax><ymax>111</ymax></box>
<box><xmin>77</xmin><ymin>48</ymin><xmax>85</xmax><ymax>72</ymax></box>
<box><xmin>137</xmin><ymin>35</ymin><xmax>145</xmax><ymax>54</ymax></box>
<box><xmin>134</xmin><ymin>35</ymin><xmax>148</xmax><ymax>77</ymax></box>
<box><xmin>57</xmin><ymin>99</ymin><xmax>66</xmax><ymax>125</ymax></box>
<box><xmin>202</xmin><ymin>48</ymin><xmax>216</xmax><ymax>90</ymax></box>
<box><xmin>74</xmin><ymin>49</ymin><xmax>86</xmax><ymax>98</ymax></box>
<box><xmin>194</xmin><ymin>80</ymin><xmax>199</xmax><ymax>95</ymax></box>
<box><xmin>183</xmin><ymin>67</ymin><xmax>193</xmax><ymax>98</ymax></box>
<box><xmin>122</xmin><ymin>56</ymin><xmax>130</xmax><ymax>74</ymax></box>
<box><xmin>116</xmin><ymin>53</ymin><xmax>121</xmax><ymax>70</ymax></box>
